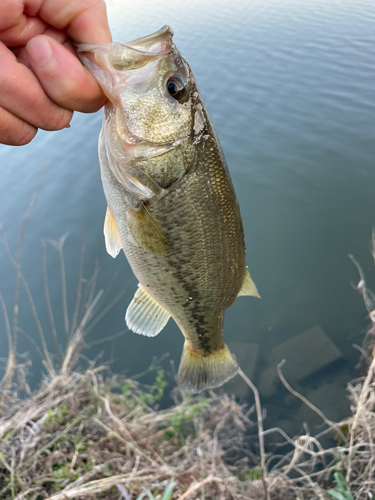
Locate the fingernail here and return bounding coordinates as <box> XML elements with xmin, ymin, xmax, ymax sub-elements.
<box><xmin>27</xmin><ymin>37</ymin><xmax>53</xmax><ymax>68</ymax></box>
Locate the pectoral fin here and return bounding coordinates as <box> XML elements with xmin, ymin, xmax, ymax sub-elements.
<box><xmin>238</xmin><ymin>268</ymin><xmax>260</xmax><ymax>298</ymax></box>
<box><xmin>103</xmin><ymin>207</ymin><xmax>122</xmax><ymax>258</ymax></box>
<box><xmin>125</xmin><ymin>284</ymin><xmax>170</xmax><ymax>337</ymax></box>
<box><xmin>127</xmin><ymin>203</ymin><xmax>168</xmax><ymax>255</ymax></box>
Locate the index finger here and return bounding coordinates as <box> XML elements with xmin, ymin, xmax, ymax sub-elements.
<box><xmin>37</xmin><ymin>0</ymin><xmax>112</xmax><ymax>44</ymax></box>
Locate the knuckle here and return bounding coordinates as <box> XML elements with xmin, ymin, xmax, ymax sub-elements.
<box><xmin>0</xmin><ymin>65</ymin><xmax>71</xmax><ymax>132</ymax></box>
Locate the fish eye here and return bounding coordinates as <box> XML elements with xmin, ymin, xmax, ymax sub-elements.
<box><xmin>166</xmin><ymin>77</ymin><xmax>188</xmax><ymax>102</ymax></box>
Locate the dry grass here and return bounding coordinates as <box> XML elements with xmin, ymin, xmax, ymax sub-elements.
<box><xmin>0</xmin><ymin>181</ymin><xmax>374</xmax><ymax>500</ymax></box>
<box><xmin>0</xmin><ymin>365</ymin><xmax>294</xmax><ymax>500</ymax></box>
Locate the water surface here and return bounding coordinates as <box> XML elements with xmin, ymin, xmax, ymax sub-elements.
<box><xmin>1</xmin><ymin>0</ymin><xmax>375</xmax><ymax>434</ymax></box>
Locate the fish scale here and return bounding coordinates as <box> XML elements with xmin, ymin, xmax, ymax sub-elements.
<box><xmin>146</xmin><ymin>138</ymin><xmax>244</xmax><ymax>344</ymax></box>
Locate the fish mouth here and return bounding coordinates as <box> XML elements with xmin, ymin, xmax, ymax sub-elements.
<box><xmin>76</xmin><ymin>25</ymin><xmax>175</xmax><ymax>79</ymax></box>
<box><xmin>118</xmin><ymin>25</ymin><xmax>174</xmax><ymax>55</ymax></box>
<box><xmin>76</xmin><ymin>26</ymin><xmax>179</xmax><ymax>131</ymax></box>
<box><xmin>76</xmin><ymin>25</ymin><xmax>174</xmax><ymax>54</ymax></box>
<box><xmin>126</xmin><ymin>25</ymin><xmax>174</xmax><ymax>47</ymax></box>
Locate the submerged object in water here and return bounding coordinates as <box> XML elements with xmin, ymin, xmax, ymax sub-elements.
<box><xmin>78</xmin><ymin>26</ymin><xmax>259</xmax><ymax>393</ymax></box>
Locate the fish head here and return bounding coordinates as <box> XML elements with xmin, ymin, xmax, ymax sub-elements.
<box><xmin>78</xmin><ymin>26</ymin><xmax>206</xmax><ymax>195</ymax></box>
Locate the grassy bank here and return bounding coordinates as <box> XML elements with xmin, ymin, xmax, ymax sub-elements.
<box><xmin>0</xmin><ymin>329</ymin><xmax>374</xmax><ymax>500</ymax></box>
<box><xmin>0</xmin><ymin>365</ymin><xmax>284</xmax><ymax>499</ymax></box>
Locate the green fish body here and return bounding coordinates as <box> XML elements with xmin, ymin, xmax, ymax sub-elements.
<box><xmin>78</xmin><ymin>26</ymin><xmax>259</xmax><ymax>393</ymax></box>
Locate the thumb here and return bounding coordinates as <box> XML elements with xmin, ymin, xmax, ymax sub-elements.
<box><xmin>26</xmin><ymin>35</ymin><xmax>106</xmax><ymax>113</ymax></box>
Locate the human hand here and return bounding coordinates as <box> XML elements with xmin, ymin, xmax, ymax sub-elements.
<box><xmin>0</xmin><ymin>0</ymin><xmax>112</xmax><ymax>146</ymax></box>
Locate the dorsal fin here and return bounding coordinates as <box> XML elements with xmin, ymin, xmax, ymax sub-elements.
<box><xmin>125</xmin><ymin>284</ymin><xmax>170</xmax><ymax>337</ymax></box>
<box><xmin>238</xmin><ymin>268</ymin><xmax>260</xmax><ymax>298</ymax></box>
<box><xmin>103</xmin><ymin>206</ymin><xmax>122</xmax><ymax>258</ymax></box>
<box><xmin>127</xmin><ymin>203</ymin><xmax>168</xmax><ymax>255</ymax></box>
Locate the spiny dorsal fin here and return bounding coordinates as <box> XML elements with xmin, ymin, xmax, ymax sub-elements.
<box><xmin>127</xmin><ymin>203</ymin><xmax>168</xmax><ymax>255</ymax></box>
<box><xmin>104</xmin><ymin>206</ymin><xmax>122</xmax><ymax>258</ymax></box>
<box><xmin>238</xmin><ymin>268</ymin><xmax>260</xmax><ymax>298</ymax></box>
<box><xmin>178</xmin><ymin>342</ymin><xmax>239</xmax><ymax>394</ymax></box>
<box><xmin>125</xmin><ymin>284</ymin><xmax>170</xmax><ymax>337</ymax></box>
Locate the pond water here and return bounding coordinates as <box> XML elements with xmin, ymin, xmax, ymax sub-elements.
<box><xmin>1</xmin><ymin>0</ymin><xmax>375</xmax><ymax>435</ymax></box>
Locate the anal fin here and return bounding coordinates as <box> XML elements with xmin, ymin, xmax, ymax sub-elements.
<box><xmin>104</xmin><ymin>206</ymin><xmax>122</xmax><ymax>258</ymax></box>
<box><xmin>125</xmin><ymin>284</ymin><xmax>170</xmax><ymax>337</ymax></box>
<box><xmin>238</xmin><ymin>268</ymin><xmax>260</xmax><ymax>298</ymax></box>
<box><xmin>178</xmin><ymin>342</ymin><xmax>239</xmax><ymax>394</ymax></box>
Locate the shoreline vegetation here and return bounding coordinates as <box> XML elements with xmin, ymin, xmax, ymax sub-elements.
<box><xmin>0</xmin><ymin>187</ymin><xmax>374</xmax><ymax>499</ymax></box>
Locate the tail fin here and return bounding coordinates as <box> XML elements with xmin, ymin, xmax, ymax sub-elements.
<box><xmin>178</xmin><ymin>342</ymin><xmax>239</xmax><ymax>394</ymax></box>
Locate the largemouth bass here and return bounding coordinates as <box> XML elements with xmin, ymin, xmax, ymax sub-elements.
<box><xmin>78</xmin><ymin>26</ymin><xmax>259</xmax><ymax>393</ymax></box>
